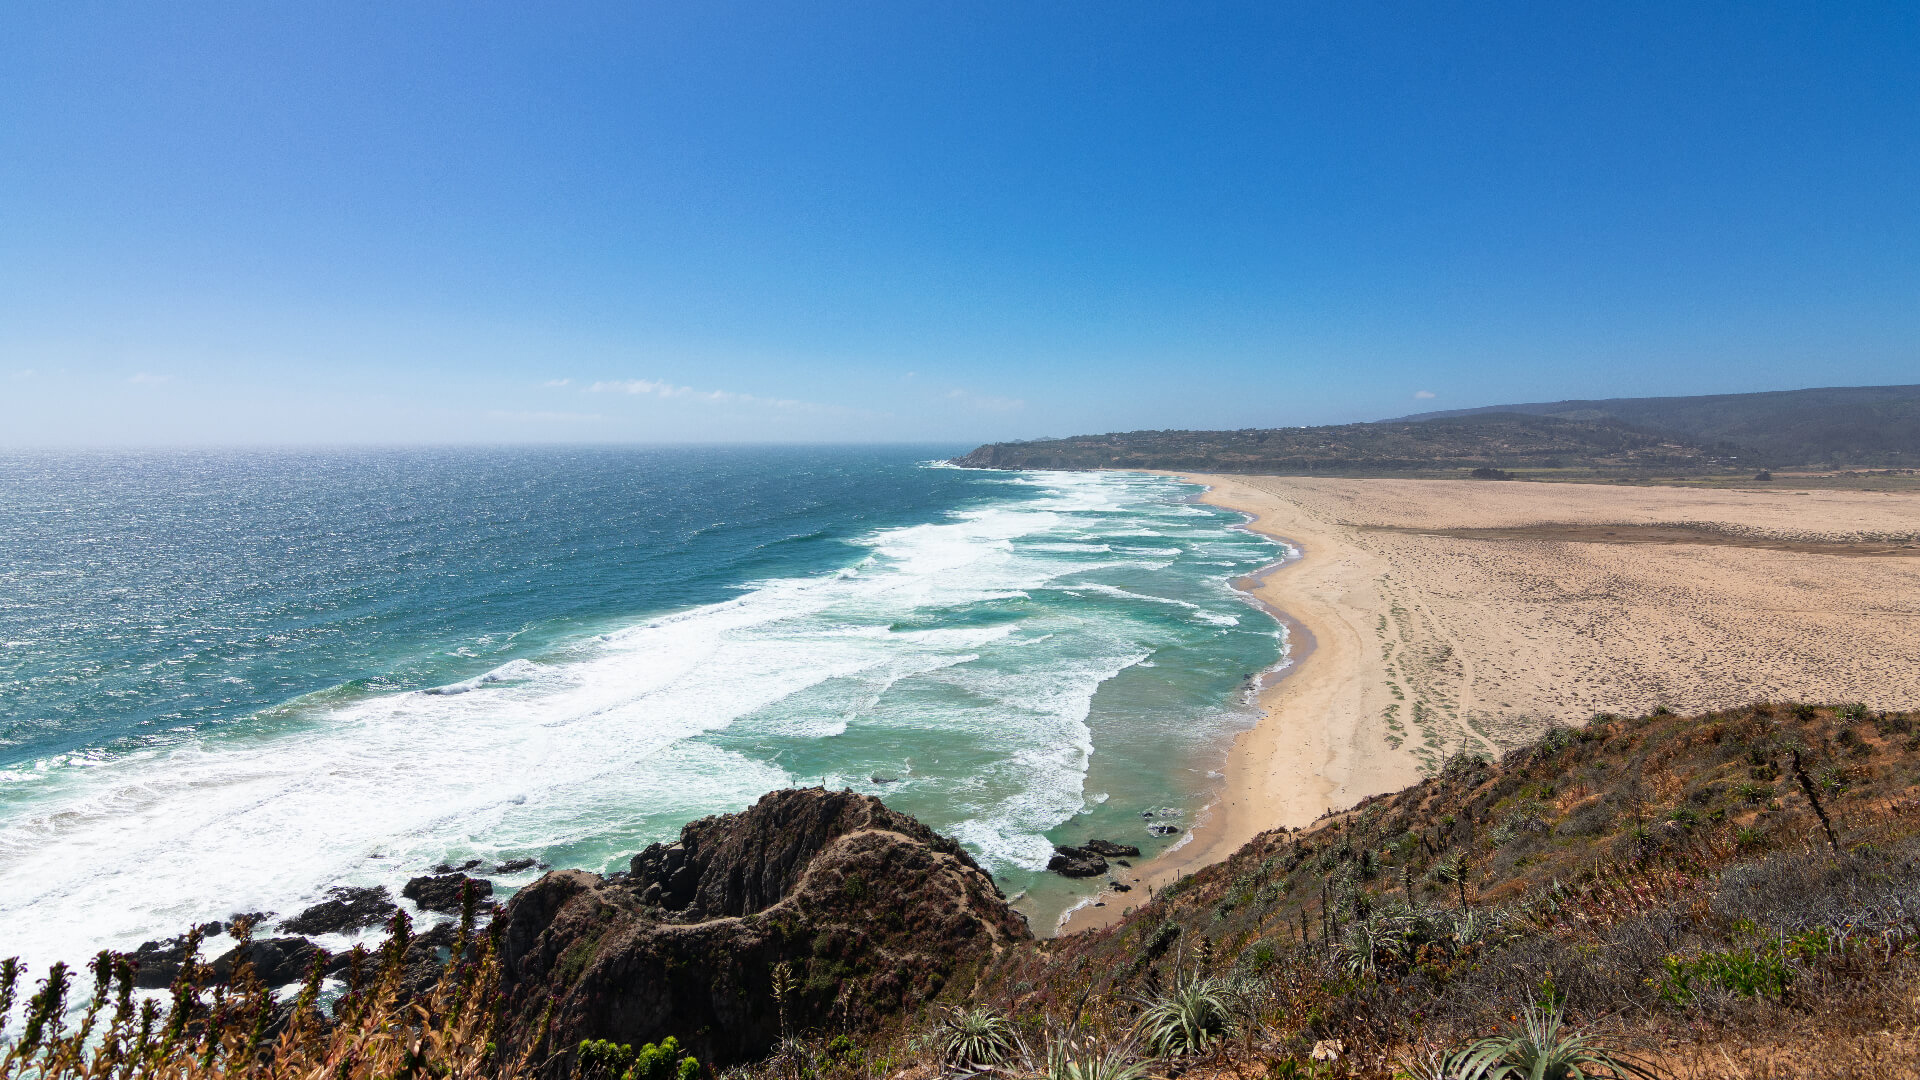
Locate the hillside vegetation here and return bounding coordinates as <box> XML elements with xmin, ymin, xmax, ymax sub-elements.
<box><xmin>966</xmin><ymin>701</ymin><xmax>1920</xmax><ymax>1077</ymax></box>
<box><xmin>956</xmin><ymin>385</ymin><xmax>1920</xmax><ymax>475</ymax></box>
<box><xmin>7</xmin><ymin>704</ymin><xmax>1919</xmax><ymax>1080</ymax></box>
<box><xmin>953</xmin><ymin>415</ymin><xmax>1733</xmax><ymax>476</ymax></box>
<box><xmin>1401</xmin><ymin>384</ymin><xmax>1920</xmax><ymax>469</ymax></box>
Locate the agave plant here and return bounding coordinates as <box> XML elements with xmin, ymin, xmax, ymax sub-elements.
<box><xmin>1442</xmin><ymin>1003</ymin><xmax>1660</xmax><ymax>1079</ymax></box>
<box><xmin>937</xmin><ymin>1005</ymin><xmax>1020</xmax><ymax>1067</ymax></box>
<box><xmin>1135</xmin><ymin>974</ymin><xmax>1237</xmax><ymax>1056</ymax></box>
<box><xmin>1338</xmin><ymin>916</ymin><xmax>1410</xmax><ymax>978</ymax></box>
<box><xmin>1396</xmin><ymin>1048</ymin><xmax>1462</xmax><ymax>1080</ymax></box>
<box><xmin>1040</xmin><ymin>1033</ymin><xmax>1159</xmax><ymax>1080</ymax></box>
<box><xmin>1451</xmin><ymin>909</ymin><xmax>1488</xmax><ymax>950</ymax></box>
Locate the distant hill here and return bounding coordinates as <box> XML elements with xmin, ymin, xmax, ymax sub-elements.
<box><xmin>952</xmin><ymin>413</ymin><xmax>1734</xmax><ymax>475</ymax></box>
<box><xmin>957</xmin><ymin>384</ymin><xmax>1920</xmax><ymax>474</ymax></box>
<box><xmin>1397</xmin><ymin>383</ymin><xmax>1920</xmax><ymax>468</ymax></box>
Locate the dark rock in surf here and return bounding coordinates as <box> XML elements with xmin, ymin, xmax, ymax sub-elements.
<box><xmin>1082</xmin><ymin>839</ymin><xmax>1140</xmax><ymax>858</ymax></box>
<box><xmin>1147</xmin><ymin>823</ymin><xmax>1179</xmax><ymax>836</ymax></box>
<box><xmin>498</xmin><ymin>788</ymin><xmax>1027</xmax><ymax>1067</ymax></box>
<box><xmin>280</xmin><ymin>885</ymin><xmax>396</xmax><ymax>935</ymax></box>
<box><xmin>211</xmin><ymin>937</ymin><xmax>329</xmax><ymax>987</ymax></box>
<box><xmin>492</xmin><ymin>857</ymin><xmax>541</xmax><ymax>874</ymax></box>
<box><xmin>1047</xmin><ymin>845</ymin><xmax>1109</xmax><ymax>878</ymax></box>
<box><xmin>131</xmin><ymin>934</ymin><xmax>193</xmax><ymax>989</ymax></box>
<box><xmin>403</xmin><ymin>873</ymin><xmax>494</xmax><ymax>914</ymax></box>
<box><xmin>432</xmin><ymin>859</ymin><xmax>484</xmax><ymax>874</ymax></box>
<box><xmin>415</xmin><ymin>920</ymin><xmax>460</xmax><ymax>950</ymax></box>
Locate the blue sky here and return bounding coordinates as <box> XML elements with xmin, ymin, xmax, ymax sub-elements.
<box><xmin>3</xmin><ymin>2</ymin><xmax>1915</xmax><ymax>444</ymax></box>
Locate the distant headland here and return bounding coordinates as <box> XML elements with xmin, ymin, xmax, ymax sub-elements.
<box><xmin>954</xmin><ymin>383</ymin><xmax>1920</xmax><ymax>478</ymax></box>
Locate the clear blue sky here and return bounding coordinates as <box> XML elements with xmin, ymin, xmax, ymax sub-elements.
<box><xmin>3</xmin><ymin>2</ymin><xmax>1915</xmax><ymax>444</ymax></box>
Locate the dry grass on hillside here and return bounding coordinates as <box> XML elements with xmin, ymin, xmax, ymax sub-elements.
<box><xmin>944</xmin><ymin>702</ymin><xmax>1920</xmax><ymax>1079</ymax></box>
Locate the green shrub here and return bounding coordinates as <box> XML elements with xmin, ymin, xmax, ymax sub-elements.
<box><xmin>1239</xmin><ymin>938</ymin><xmax>1281</xmax><ymax>971</ymax></box>
<box><xmin>576</xmin><ymin>1036</ymin><xmax>699</xmax><ymax>1080</ymax></box>
<box><xmin>1654</xmin><ymin>929</ymin><xmax>1832</xmax><ymax>1003</ymax></box>
<box><xmin>823</xmin><ymin>1034</ymin><xmax>862</xmax><ymax>1066</ymax></box>
<box><xmin>1655</xmin><ymin>948</ymin><xmax>1788</xmax><ymax>1002</ymax></box>
<box><xmin>840</xmin><ymin>872</ymin><xmax>869</xmax><ymax>903</ymax></box>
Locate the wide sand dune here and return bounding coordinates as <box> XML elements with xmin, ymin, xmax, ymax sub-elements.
<box><xmin>1062</xmin><ymin>474</ymin><xmax>1920</xmax><ymax>933</ymax></box>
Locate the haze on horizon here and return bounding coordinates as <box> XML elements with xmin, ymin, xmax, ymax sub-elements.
<box><xmin>3</xmin><ymin>2</ymin><xmax>1915</xmax><ymax>447</ymax></box>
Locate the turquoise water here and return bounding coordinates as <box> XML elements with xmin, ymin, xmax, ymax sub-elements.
<box><xmin>0</xmin><ymin>447</ymin><xmax>1282</xmax><ymax>965</ymax></box>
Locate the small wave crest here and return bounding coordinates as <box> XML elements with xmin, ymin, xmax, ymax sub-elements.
<box><xmin>420</xmin><ymin>659</ymin><xmax>543</xmax><ymax>696</ymax></box>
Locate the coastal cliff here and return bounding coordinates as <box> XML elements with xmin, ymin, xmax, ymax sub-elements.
<box><xmin>496</xmin><ymin>788</ymin><xmax>1029</xmax><ymax>1066</ymax></box>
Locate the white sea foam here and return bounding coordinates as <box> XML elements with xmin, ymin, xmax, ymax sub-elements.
<box><xmin>0</xmin><ymin>468</ymin><xmax>1282</xmax><ymax>973</ymax></box>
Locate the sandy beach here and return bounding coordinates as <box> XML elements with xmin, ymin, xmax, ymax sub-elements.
<box><xmin>1060</xmin><ymin>474</ymin><xmax>1920</xmax><ymax>933</ymax></box>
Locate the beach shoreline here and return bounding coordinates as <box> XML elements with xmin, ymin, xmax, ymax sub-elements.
<box><xmin>1056</xmin><ymin>471</ymin><xmax>1920</xmax><ymax>935</ymax></box>
<box><xmin>1057</xmin><ymin>472</ymin><xmax>1418</xmax><ymax>934</ymax></box>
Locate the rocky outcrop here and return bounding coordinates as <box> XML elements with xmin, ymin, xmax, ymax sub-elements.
<box><xmin>1081</xmin><ymin>839</ymin><xmax>1140</xmax><ymax>858</ymax></box>
<box><xmin>131</xmin><ymin>934</ymin><xmax>195</xmax><ymax>989</ymax></box>
<box><xmin>498</xmin><ymin>788</ymin><xmax>1029</xmax><ymax>1066</ymax></box>
<box><xmin>210</xmin><ymin>937</ymin><xmax>332</xmax><ymax>986</ymax></box>
<box><xmin>280</xmin><ymin>886</ymin><xmax>396</xmax><ymax>935</ymax></box>
<box><xmin>1046</xmin><ymin>845</ymin><xmax>1108</xmax><ymax>877</ymax></box>
<box><xmin>403</xmin><ymin>873</ymin><xmax>494</xmax><ymax>914</ymax></box>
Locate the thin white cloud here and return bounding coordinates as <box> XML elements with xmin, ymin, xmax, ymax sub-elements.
<box><xmin>591</xmin><ymin>378</ymin><xmax>672</xmax><ymax>396</ymax></box>
<box><xmin>1413</xmin><ymin>389</ymin><xmax>1437</xmax><ymax>399</ymax></box>
<box><xmin>487</xmin><ymin>410</ymin><xmax>605</xmax><ymax>423</ymax></box>
<box><xmin>543</xmin><ymin>378</ymin><xmax>572</xmax><ymax>388</ymax></box>
<box><xmin>128</xmin><ymin>373</ymin><xmax>171</xmax><ymax>385</ymax></box>
<box><xmin>9</xmin><ymin>369</ymin><xmax>33</xmax><ymax>379</ymax></box>
<box><xmin>589</xmin><ymin>378</ymin><xmax>834</xmax><ymax>413</ymax></box>
<box><xmin>943</xmin><ymin>388</ymin><xmax>1026</xmax><ymax>412</ymax></box>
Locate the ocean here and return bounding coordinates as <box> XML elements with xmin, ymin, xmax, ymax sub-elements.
<box><xmin>0</xmin><ymin>446</ymin><xmax>1284</xmax><ymax>969</ymax></box>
